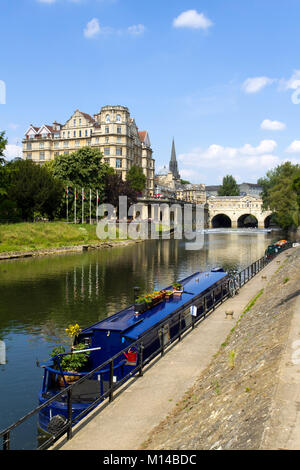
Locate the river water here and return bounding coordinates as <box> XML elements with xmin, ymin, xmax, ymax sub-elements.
<box><xmin>0</xmin><ymin>229</ymin><xmax>283</xmax><ymax>449</ymax></box>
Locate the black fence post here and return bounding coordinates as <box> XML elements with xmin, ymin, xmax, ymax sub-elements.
<box><xmin>109</xmin><ymin>360</ymin><xmax>114</xmax><ymax>402</ymax></box>
<box><xmin>160</xmin><ymin>328</ymin><xmax>164</xmax><ymax>357</ymax></box>
<box><xmin>139</xmin><ymin>342</ymin><xmax>144</xmax><ymax>377</ymax></box>
<box><xmin>3</xmin><ymin>432</ymin><xmax>10</xmax><ymax>451</ymax></box>
<box><xmin>178</xmin><ymin>313</ymin><xmax>182</xmax><ymax>342</ymax></box>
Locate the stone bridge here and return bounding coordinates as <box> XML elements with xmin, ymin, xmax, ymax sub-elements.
<box><xmin>207</xmin><ymin>195</ymin><xmax>272</xmax><ymax>229</ymax></box>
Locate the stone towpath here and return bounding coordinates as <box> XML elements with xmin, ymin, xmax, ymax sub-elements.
<box><xmin>55</xmin><ymin>251</ymin><xmax>290</xmax><ymax>450</ymax></box>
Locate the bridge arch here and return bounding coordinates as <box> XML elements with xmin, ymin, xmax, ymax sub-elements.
<box><xmin>211</xmin><ymin>213</ymin><xmax>232</xmax><ymax>228</ymax></box>
<box><xmin>237</xmin><ymin>214</ymin><xmax>258</xmax><ymax>228</ymax></box>
<box><xmin>264</xmin><ymin>214</ymin><xmax>273</xmax><ymax>228</ymax></box>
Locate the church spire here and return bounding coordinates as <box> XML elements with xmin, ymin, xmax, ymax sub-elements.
<box><xmin>169</xmin><ymin>138</ymin><xmax>180</xmax><ymax>180</ymax></box>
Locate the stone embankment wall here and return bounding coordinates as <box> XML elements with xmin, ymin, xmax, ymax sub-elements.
<box><xmin>141</xmin><ymin>247</ymin><xmax>300</xmax><ymax>450</ymax></box>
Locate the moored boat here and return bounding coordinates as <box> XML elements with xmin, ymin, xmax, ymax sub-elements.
<box><xmin>38</xmin><ymin>268</ymin><xmax>229</xmax><ymax>434</ymax></box>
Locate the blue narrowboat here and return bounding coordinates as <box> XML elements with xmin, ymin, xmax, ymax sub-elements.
<box><xmin>38</xmin><ymin>268</ymin><xmax>229</xmax><ymax>434</ymax></box>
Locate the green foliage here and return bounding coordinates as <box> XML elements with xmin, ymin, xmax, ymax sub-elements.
<box><xmin>51</xmin><ymin>146</ymin><xmax>113</xmax><ymax>219</ymax></box>
<box><xmin>218</xmin><ymin>175</ymin><xmax>240</xmax><ymax>196</ymax></box>
<box><xmin>0</xmin><ymin>159</ymin><xmax>64</xmax><ymax>221</ymax></box>
<box><xmin>104</xmin><ymin>172</ymin><xmax>138</xmax><ymax>210</ymax></box>
<box><xmin>0</xmin><ymin>131</ymin><xmax>7</xmax><ymax>162</ymax></box>
<box><xmin>50</xmin><ymin>343</ymin><xmax>89</xmax><ymax>372</ymax></box>
<box><xmin>258</xmin><ymin>162</ymin><xmax>300</xmax><ymax>229</ymax></box>
<box><xmin>126</xmin><ymin>165</ymin><xmax>146</xmax><ymax>193</ymax></box>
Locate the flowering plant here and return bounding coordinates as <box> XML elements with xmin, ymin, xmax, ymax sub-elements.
<box><xmin>65</xmin><ymin>323</ymin><xmax>82</xmax><ymax>339</ymax></box>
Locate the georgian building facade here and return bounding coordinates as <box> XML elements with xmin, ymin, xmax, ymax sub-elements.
<box><xmin>22</xmin><ymin>105</ymin><xmax>155</xmax><ymax>196</ymax></box>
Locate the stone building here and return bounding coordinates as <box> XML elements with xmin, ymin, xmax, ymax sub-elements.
<box><xmin>22</xmin><ymin>105</ymin><xmax>155</xmax><ymax>196</ymax></box>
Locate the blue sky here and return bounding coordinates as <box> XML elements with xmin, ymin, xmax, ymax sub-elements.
<box><xmin>1</xmin><ymin>0</ymin><xmax>300</xmax><ymax>184</ymax></box>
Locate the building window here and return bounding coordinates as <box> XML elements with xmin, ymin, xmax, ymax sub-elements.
<box><xmin>117</xmin><ymin>136</ymin><xmax>121</xmax><ymax>143</ymax></box>
<box><xmin>116</xmin><ymin>147</ymin><xmax>122</xmax><ymax>156</ymax></box>
<box><xmin>74</xmin><ymin>131</ymin><xmax>76</xmax><ymax>137</ymax></box>
<box><xmin>104</xmin><ymin>147</ymin><xmax>110</xmax><ymax>155</ymax></box>
<box><xmin>87</xmin><ymin>140</ymin><xmax>91</xmax><ymax>146</ymax></box>
<box><xmin>105</xmin><ymin>126</ymin><xmax>109</xmax><ymax>134</ymax></box>
<box><xmin>40</xmin><ymin>142</ymin><xmax>44</xmax><ymax>149</ymax></box>
<box><xmin>40</xmin><ymin>152</ymin><xmax>45</xmax><ymax>160</ymax></box>
<box><xmin>116</xmin><ymin>158</ymin><xmax>122</xmax><ymax>168</ymax></box>
<box><xmin>64</xmin><ymin>141</ymin><xmax>69</xmax><ymax>148</ymax></box>
<box><xmin>75</xmin><ymin>141</ymin><xmax>80</xmax><ymax>147</ymax></box>
<box><xmin>54</xmin><ymin>152</ymin><xmax>59</xmax><ymax>157</ymax></box>
<box><xmin>85</xmin><ymin>130</ymin><xmax>88</xmax><ymax>137</ymax></box>
<box><xmin>105</xmin><ymin>114</ymin><xmax>110</xmax><ymax>123</ymax></box>
<box><xmin>117</xmin><ymin>126</ymin><xmax>122</xmax><ymax>134</ymax></box>
<box><xmin>68</xmin><ymin>131</ymin><xmax>70</xmax><ymax>138</ymax></box>
<box><xmin>95</xmin><ymin>137</ymin><xmax>100</xmax><ymax>144</ymax></box>
<box><xmin>79</xmin><ymin>130</ymin><xmax>82</xmax><ymax>137</ymax></box>
<box><xmin>90</xmin><ymin>129</ymin><xmax>93</xmax><ymax>136</ymax></box>
<box><xmin>54</xmin><ymin>142</ymin><xmax>59</xmax><ymax>148</ymax></box>
<box><xmin>74</xmin><ymin>119</ymin><xmax>76</xmax><ymax>126</ymax></box>
<box><xmin>64</xmin><ymin>151</ymin><xmax>69</xmax><ymax>155</ymax></box>
<box><xmin>27</xmin><ymin>143</ymin><xmax>32</xmax><ymax>150</ymax></box>
<box><xmin>116</xmin><ymin>114</ymin><xmax>121</xmax><ymax>123</ymax></box>
<box><xmin>104</xmin><ymin>158</ymin><xmax>110</xmax><ymax>165</ymax></box>
<box><xmin>27</xmin><ymin>153</ymin><xmax>32</xmax><ymax>160</ymax></box>
<box><xmin>105</xmin><ymin>136</ymin><xmax>109</xmax><ymax>143</ymax></box>
<box><xmin>79</xmin><ymin>118</ymin><xmax>82</xmax><ymax>126</ymax></box>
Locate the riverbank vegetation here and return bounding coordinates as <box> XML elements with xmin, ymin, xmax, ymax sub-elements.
<box><xmin>258</xmin><ymin>162</ymin><xmax>300</xmax><ymax>230</ymax></box>
<box><xmin>0</xmin><ymin>222</ymin><xmax>103</xmax><ymax>253</ymax></box>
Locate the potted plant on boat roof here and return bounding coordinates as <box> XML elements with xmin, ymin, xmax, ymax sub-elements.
<box><xmin>50</xmin><ymin>324</ymin><xmax>90</xmax><ymax>387</ymax></box>
<box><xmin>172</xmin><ymin>282</ymin><xmax>183</xmax><ymax>296</ymax></box>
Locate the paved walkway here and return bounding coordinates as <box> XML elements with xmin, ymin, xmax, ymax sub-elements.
<box><xmin>55</xmin><ymin>253</ymin><xmax>288</xmax><ymax>450</ymax></box>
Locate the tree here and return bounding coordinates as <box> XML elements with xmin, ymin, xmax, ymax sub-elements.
<box><xmin>258</xmin><ymin>162</ymin><xmax>300</xmax><ymax>229</ymax></box>
<box><xmin>104</xmin><ymin>173</ymin><xmax>138</xmax><ymax>215</ymax></box>
<box><xmin>218</xmin><ymin>175</ymin><xmax>240</xmax><ymax>196</ymax></box>
<box><xmin>0</xmin><ymin>131</ymin><xmax>7</xmax><ymax>163</ymax></box>
<box><xmin>0</xmin><ymin>131</ymin><xmax>8</xmax><ymax>197</ymax></box>
<box><xmin>126</xmin><ymin>165</ymin><xmax>146</xmax><ymax>194</ymax></box>
<box><xmin>7</xmin><ymin>159</ymin><xmax>64</xmax><ymax>221</ymax></box>
<box><xmin>51</xmin><ymin>147</ymin><xmax>114</xmax><ymax>218</ymax></box>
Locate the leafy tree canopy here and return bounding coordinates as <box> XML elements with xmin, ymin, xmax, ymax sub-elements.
<box><xmin>126</xmin><ymin>165</ymin><xmax>146</xmax><ymax>194</ymax></box>
<box><xmin>5</xmin><ymin>159</ymin><xmax>64</xmax><ymax>221</ymax></box>
<box><xmin>218</xmin><ymin>175</ymin><xmax>240</xmax><ymax>196</ymax></box>
<box><xmin>258</xmin><ymin>162</ymin><xmax>300</xmax><ymax>230</ymax></box>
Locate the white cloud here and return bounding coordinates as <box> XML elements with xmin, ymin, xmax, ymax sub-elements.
<box><xmin>84</xmin><ymin>18</ymin><xmax>101</xmax><ymax>38</ymax></box>
<box><xmin>260</xmin><ymin>119</ymin><xmax>286</xmax><ymax>131</ymax></box>
<box><xmin>178</xmin><ymin>140</ymin><xmax>280</xmax><ymax>174</ymax></box>
<box><xmin>280</xmin><ymin>70</ymin><xmax>300</xmax><ymax>90</ymax></box>
<box><xmin>285</xmin><ymin>140</ymin><xmax>300</xmax><ymax>154</ymax></box>
<box><xmin>84</xmin><ymin>19</ymin><xmax>145</xmax><ymax>39</ymax></box>
<box><xmin>127</xmin><ymin>24</ymin><xmax>145</xmax><ymax>36</ymax></box>
<box><xmin>173</xmin><ymin>10</ymin><xmax>213</xmax><ymax>30</ymax></box>
<box><xmin>242</xmin><ymin>76</ymin><xmax>275</xmax><ymax>94</ymax></box>
<box><xmin>4</xmin><ymin>144</ymin><xmax>22</xmax><ymax>161</ymax></box>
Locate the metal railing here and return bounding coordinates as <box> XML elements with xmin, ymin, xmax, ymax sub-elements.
<box><xmin>0</xmin><ymin>242</ymin><xmax>292</xmax><ymax>450</ymax></box>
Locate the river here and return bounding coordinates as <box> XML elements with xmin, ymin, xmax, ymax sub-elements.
<box><xmin>0</xmin><ymin>229</ymin><xmax>283</xmax><ymax>449</ymax></box>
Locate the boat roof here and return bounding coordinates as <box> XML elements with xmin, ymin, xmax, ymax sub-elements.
<box><xmin>81</xmin><ymin>271</ymin><xmax>228</xmax><ymax>340</ymax></box>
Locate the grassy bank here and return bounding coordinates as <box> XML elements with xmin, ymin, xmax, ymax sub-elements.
<box><xmin>0</xmin><ymin>222</ymin><xmax>125</xmax><ymax>253</ymax></box>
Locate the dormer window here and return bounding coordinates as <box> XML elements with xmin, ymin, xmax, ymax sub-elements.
<box><xmin>105</xmin><ymin>114</ymin><xmax>110</xmax><ymax>123</ymax></box>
